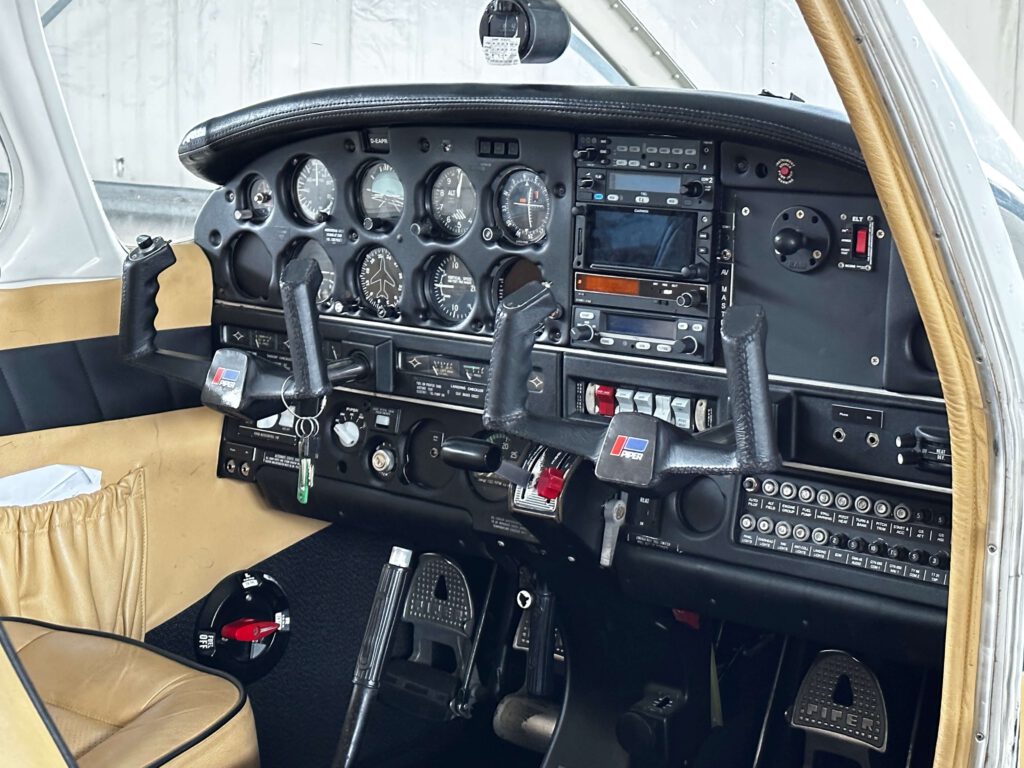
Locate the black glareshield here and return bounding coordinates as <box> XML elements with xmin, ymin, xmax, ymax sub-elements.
<box><xmin>280</xmin><ymin>257</ymin><xmax>331</xmax><ymax>402</ymax></box>
<box><xmin>483</xmin><ymin>283</ymin><xmax>781</xmax><ymax>493</ymax></box>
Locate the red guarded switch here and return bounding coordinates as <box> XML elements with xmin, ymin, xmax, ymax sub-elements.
<box><xmin>536</xmin><ymin>466</ymin><xmax>566</xmax><ymax>500</ymax></box>
<box><xmin>594</xmin><ymin>385</ymin><xmax>617</xmax><ymax>416</ymax></box>
<box><xmin>220</xmin><ymin>618</ymin><xmax>280</xmax><ymax>643</ymax></box>
<box><xmin>854</xmin><ymin>226</ymin><xmax>870</xmax><ymax>256</ymax></box>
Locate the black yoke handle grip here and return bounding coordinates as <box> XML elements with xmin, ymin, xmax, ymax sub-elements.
<box><xmin>483</xmin><ymin>282</ymin><xmax>604</xmax><ymax>457</ymax></box>
<box><xmin>719</xmin><ymin>305</ymin><xmax>780</xmax><ymax>473</ymax></box>
<box><xmin>280</xmin><ymin>257</ymin><xmax>331</xmax><ymax>402</ymax></box>
<box><xmin>120</xmin><ymin>235</ymin><xmax>176</xmax><ymax>362</ymax></box>
<box><xmin>119</xmin><ymin>235</ymin><xmax>209</xmax><ymax>387</ymax></box>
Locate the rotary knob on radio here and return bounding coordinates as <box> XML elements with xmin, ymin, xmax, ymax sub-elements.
<box><xmin>570</xmin><ymin>324</ymin><xmax>596</xmax><ymax>342</ymax></box>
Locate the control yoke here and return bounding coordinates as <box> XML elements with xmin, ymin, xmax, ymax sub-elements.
<box><xmin>119</xmin><ymin>235</ymin><xmax>367</xmax><ymax>422</ymax></box>
<box><xmin>482</xmin><ymin>282</ymin><xmax>781</xmax><ymax>493</ymax></box>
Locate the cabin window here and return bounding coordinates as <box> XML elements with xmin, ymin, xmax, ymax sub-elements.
<box><xmin>0</xmin><ymin>133</ymin><xmax>10</xmax><ymax>234</ymax></box>
<box><xmin>39</xmin><ymin>1</ymin><xmax>618</xmax><ymax>245</ymax></box>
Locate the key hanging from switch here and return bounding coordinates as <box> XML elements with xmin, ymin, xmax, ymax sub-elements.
<box><xmin>600</xmin><ymin>496</ymin><xmax>628</xmax><ymax>567</ymax></box>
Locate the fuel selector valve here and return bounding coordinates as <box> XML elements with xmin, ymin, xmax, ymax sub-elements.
<box><xmin>483</xmin><ymin>282</ymin><xmax>781</xmax><ymax>494</ymax></box>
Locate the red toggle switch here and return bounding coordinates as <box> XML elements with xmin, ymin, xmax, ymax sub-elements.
<box><xmin>220</xmin><ymin>618</ymin><xmax>280</xmax><ymax>643</ymax></box>
<box><xmin>854</xmin><ymin>226</ymin><xmax>869</xmax><ymax>256</ymax></box>
<box><xmin>594</xmin><ymin>384</ymin><xmax>617</xmax><ymax>416</ymax></box>
<box><xmin>536</xmin><ymin>466</ymin><xmax>566</xmax><ymax>500</ymax></box>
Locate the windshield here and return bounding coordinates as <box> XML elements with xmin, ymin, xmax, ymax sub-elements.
<box><xmin>623</xmin><ymin>0</ymin><xmax>846</xmax><ymax>112</ymax></box>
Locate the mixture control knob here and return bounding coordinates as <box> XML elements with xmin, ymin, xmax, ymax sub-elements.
<box><xmin>679</xmin><ymin>336</ymin><xmax>700</xmax><ymax>356</ymax></box>
<box><xmin>570</xmin><ymin>324</ymin><xmax>596</xmax><ymax>342</ymax></box>
<box><xmin>370</xmin><ymin>445</ymin><xmax>396</xmax><ymax>475</ymax></box>
<box><xmin>333</xmin><ymin>420</ymin><xmax>361</xmax><ymax>449</ymax></box>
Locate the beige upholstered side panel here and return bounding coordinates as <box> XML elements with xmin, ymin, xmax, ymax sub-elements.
<box><xmin>0</xmin><ymin>468</ymin><xmax>147</xmax><ymax>639</ymax></box>
<box><xmin>0</xmin><ymin>241</ymin><xmax>213</xmax><ymax>351</ymax></box>
<box><xmin>0</xmin><ymin>409</ymin><xmax>326</xmax><ymax>630</ymax></box>
<box><xmin>797</xmin><ymin>3</ymin><xmax>991</xmax><ymax>766</ymax></box>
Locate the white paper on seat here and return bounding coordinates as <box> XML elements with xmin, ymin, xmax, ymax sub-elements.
<box><xmin>0</xmin><ymin>465</ymin><xmax>102</xmax><ymax>506</ymax></box>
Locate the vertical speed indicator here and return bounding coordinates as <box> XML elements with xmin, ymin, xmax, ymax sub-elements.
<box><xmin>424</xmin><ymin>253</ymin><xmax>477</xmax><ymax>324</ymax></box>
<box><xmin>495</xmin><ymin>168</ymin><xmax>552</xmax><ymax>245</ymax></box>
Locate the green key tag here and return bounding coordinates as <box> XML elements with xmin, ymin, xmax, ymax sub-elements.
<box><xmin>297</xmin><ymin>457</ymin><xmax>314</xmax><ymax>504</ymax></box>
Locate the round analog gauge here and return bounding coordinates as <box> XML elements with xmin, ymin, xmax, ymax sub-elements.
<box><xmin>358</xmin><ymin>161</ymin><xmax>405</xmax><ymax>230</ymax></box>
<box><xmin>429</xmin><ymin>165</ymin><xmax>478</xmax><ymax>237</ymax></box>
<box><xmin>293</xmin><ymin>157</ymin><xmax>336</xmax><ymax>223</ymax></box>
<box><xmin>243</xmin><ymin>175</ymin><xmax>275</xmax><ymax>221</ymax></box>
<box><xmin>470</xmin><ymin>431</ymin><xmax>528</xmax><ymax>502</ymax></box>
<box><xmin>291</xmin><ymin>240</ymin><xmax>336</xmax><ymax>305</ymax></box>
<box><xmin>491</xmin><ymin>256</ymin><xmax>543</xmax><ymax>308</ymax></box>
<box><xmin>425</xmin><ymin>253</ymin><xmax>477</xmax><ymax>324</ymax></box>
<box><xmin>496</xmin><ymin>168</ymin><xmax>552</xmax><ymax>245</ymax></box>
<box><xmin>357</xmin><ymin>246</ymin><xmax>404</xmax><ymax>317</ymax></box>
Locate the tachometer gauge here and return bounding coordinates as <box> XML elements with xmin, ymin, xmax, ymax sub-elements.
<box><xmin>425</xmin><ymin>253</ymin><xmax>477</xmax><ymax>324</ymax></box>
<box><xmin>358</xmin><ymin>161</ymin><xmax>405</xmax><ymax>231</ymax></box>
<box><xmin>293</xmin><ymin>157</ymin><xmax>336</xmax><ymax>223</ymax></box>
<box><xmin>496</xmin><ymin>168</ymin><xmax>552</xmax><ymax>245</ymax></box>
<box><xmin>291</xmin><ymin>240</ymin><xmax>336</xmax><ymax>305</ymax></box>
<box><xmin>429</xmin><ymin>165</ymin><xmax>477</xmax><ymax>237</ymax></box>
<box><xmin>357</xmin><ymin>246</ymin><xmax>404</xmax><ymax>317</ymax></box>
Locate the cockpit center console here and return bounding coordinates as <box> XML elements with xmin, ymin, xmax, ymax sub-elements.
<box><xmin>570</xmin><ymin>135</ymin><xmax>719</xmax><ymax>363</ymax></box>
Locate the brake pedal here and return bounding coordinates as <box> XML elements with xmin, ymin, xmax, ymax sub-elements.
<box><xmin>380</xmin><ymin>554</ymin><xmax>475</xmax><ymax>721</ymax></box>
<box><xmin>788</xmin><ymin>650</ymin><xmax>888</xmax><ymax>768</ymax></box>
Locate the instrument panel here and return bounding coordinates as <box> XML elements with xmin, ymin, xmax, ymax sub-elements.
<box><xmin>195</xmin><ymin>102</ymin><xmax>951</xmax><ymax>632</ymax></box>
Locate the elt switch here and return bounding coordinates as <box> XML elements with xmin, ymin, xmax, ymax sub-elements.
<box><xmin>854</xmin><ymin>226</ymin><xmax>870</xmax><ymax>256</ymax></box>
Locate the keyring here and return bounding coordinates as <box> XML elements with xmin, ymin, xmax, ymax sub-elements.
<box><xmin>279</xmin><ymin>376</ymin><xmax>327</xmax><ymax>421</ymax></box>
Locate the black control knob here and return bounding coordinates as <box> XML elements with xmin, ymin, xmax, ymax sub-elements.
<box><xmin>683</xmin><ymin>181</ymin><xmax>705</xmax><ymax>198</ymax></box>
<box><xmin>867</xmin><ymin>539</ymin><xmax>886</xmax><ymax>556</ymax></box>
<box><xmin>896</xmin><ymin>449</ymin><xmax>921</xmax><ymax>466</ymax></box>
<box><xmin>828</xmin><ymin>532</ymin><xmax>848</xmax><ymax>549</ymax></box>
<box><xmin>927</xmin><ymin>551</ymin><xmax>950</xmax><ymax>570</ymax></box>
<box><xmin>907</xmin><ymin>548</ymin><xmax>928</xmax><ymax>564</ymax></box>
<box><xmin>847</xmin><ymin>537</ymin><xmax>866</xmax><ymax>553</ymax></box>
<box><xmin>570</xmin><ymin>324</ymin><xmax>596</xmax><ymax>343</ymax></box>
<box><xmin>895</xmin><ymin>432</ymin><xmax>917</xmax><ymax>449</ymax></box>
<box><xmin>679</xmin><ymin>336</ymin><xmax>700</xmax><ymax>355</ymax></box>
<box><xmin>772</xmin><ymin>227</ymin><xmax>806</xmax><ymax>257</ymax></box>
<box><xmin>574</xmin><ymin>147</ymin><xmax>597</xmax><ymax>161</ymax></box>
<box><xmin>679</xmin><ymin>262</ymin><xmax>708</xmax><ymax>281</ymax></box>
<box><xmin>676</xmin><ymin>291</ymin><xmax>701</xmax><ymax>309</ymax></box>
<box><xmin>887</xmin><ymin>545</ymin><xmax>908</xmax><ymax>561</ymax></box>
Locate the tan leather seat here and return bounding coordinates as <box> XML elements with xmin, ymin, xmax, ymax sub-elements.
<box><xmin>3</xmin><ymin>617</ymin><xmax>259</xmax><ymax>767</ymax></box>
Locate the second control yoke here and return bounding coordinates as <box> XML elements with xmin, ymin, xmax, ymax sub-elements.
<box><xmin>482</xmin><ymin>282</ymin><xmax>781</xmax><ymax>493</ymax></box>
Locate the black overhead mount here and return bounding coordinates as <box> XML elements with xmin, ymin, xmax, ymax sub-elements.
<box><xmin>118</xmin><ymin>235</ymin><xmax>368</xmax><ymax>422</ymax></box>
<box><xmin>482</xmin><ymin>282</ymin><xmax>782</xmax><ymax>493</ymax></box>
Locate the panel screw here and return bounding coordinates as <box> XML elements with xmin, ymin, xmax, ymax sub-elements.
<box><xmin>741</xmin><ymin>206</ymin><xmax>751</xmax><ymax>216</ymax></box>
<box><xmin>870</xmin><ymin>356</ymin><xmax>880</xmax><ymax>366</ymax></box>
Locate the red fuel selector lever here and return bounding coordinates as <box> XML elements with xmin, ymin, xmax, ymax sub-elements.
<box><xmin>220</xmin><ymin>618</ymin><xmax>280</xmax><ymax>643</ymax></box>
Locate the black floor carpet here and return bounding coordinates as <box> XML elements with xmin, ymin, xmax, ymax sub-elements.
<box><xmin>146</xmin><ymin>524</ymin><xmax>538</xmax><ymax>768</ymax></box>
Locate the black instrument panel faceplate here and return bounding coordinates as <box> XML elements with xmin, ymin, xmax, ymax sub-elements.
<box><xmin>195</xmin><ymin>93</ymin><xmax>950</xmax><ymax>638</ymax></box>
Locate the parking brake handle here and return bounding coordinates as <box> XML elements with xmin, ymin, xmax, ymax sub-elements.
<box><xmin>483</xmin><ymin>283</ymin><xmax>781</xmax><ymax>492</ymax></box>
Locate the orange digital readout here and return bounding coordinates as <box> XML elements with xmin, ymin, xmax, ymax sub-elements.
<box><xmin>576</xmin><ymin>274</ymin><xmax>641</xmax><ymax>296</ymax></box>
